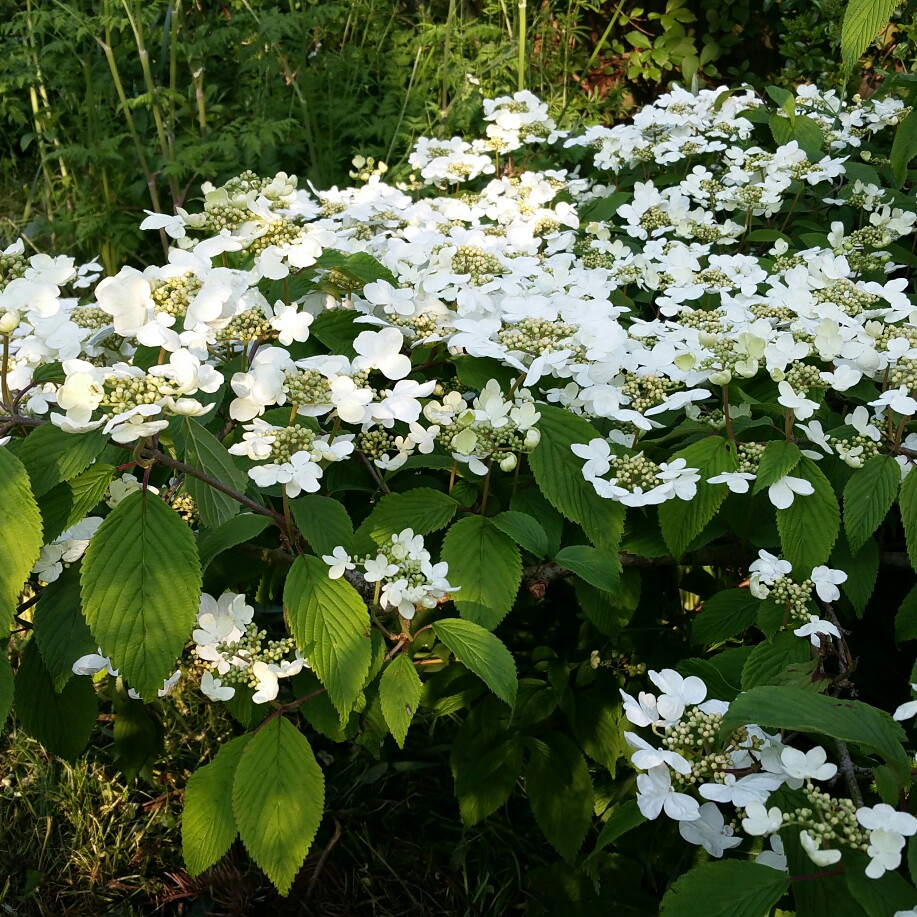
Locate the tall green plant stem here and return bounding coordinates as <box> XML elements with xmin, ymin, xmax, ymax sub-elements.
<box><xmin>517</xmin><ymin>0</ymin><xmax>527</xmax><ymax>92</ymax></box>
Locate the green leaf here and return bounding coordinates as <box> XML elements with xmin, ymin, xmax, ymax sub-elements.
<box><xmin>741</xmin><ymin>632</ymin><xmax>815</xmax><ymax>690</ymax></box>
<box><xmin>892</xmin><ymin>109</ymin><xmax>917</xmax><ymax>186</ymax></box>
<box><xmin>691</xmin><ymin>588</ymin><xmax>760</xmax><ymax>645</ymax></box>
<box><xmin>183</xmin><ymin>735</ymin><xmax>250</xmax><ymax>877</ymax></box>
<box><xmin>659</xmin><ymin>436</ymin><xmax>735</xmax><ymax>559</ymax></box>
<box><xmin>491</xmin><ymin>510</ymin><xmax>548</xmax><ymax>557</ymax></box>
<box><xmin>525</xmin><ymin>733</ymin><xmax>593</xmax><ymax>863</ymax></box>
<box><xmin>283</xmin><ymin>555</ymin><xmax>371</xmax><ymax>721</ymax></box>
<box><xmin>721</xmin><ymin>685</ymin><xmax>910</xmax><ymax>782</ymax></box>
<box><xmin>846</xmin><ymin>852</ymin><xmax>917</xmax><ymax>915</ymax></box>
<box><xmin>37</xmin><ymin>464</ymin><xmax>115</xmax><ymax>544</ymax></box>
<box><xmin>572</xmin><ymin>579</ymin><xmax>636</xmax><ymax>637</ymax></box>
<box><xmin>197</xmin><ymin>513</ymin><xmax>272</xmax><ymax>571</ymax></box>
<box><xmin>454</xmin><ymin>355</ymin><xmax>519</xmax><ymax>391</ymax></box>
<box><xmin>450</xmin><ymin>696</ymin><xmax>523</xmax><ymax>825</ymax></box>
<box><xmin>843</xmin><ymin>455</ymin><xmax>899</xmax><ymax>553</ymax></box>
<box><xmin>769</xmin><ymin>113</ymin><xmax>823</xmax><ymax>159</ymax></box>
<box><xmin>0</xmin><ymin>448</ymin><xmax>43</xmax><ymax>635</ymax></box>
<box><xmin>232</xmin><ymin>717</ymin><xmax>324</xmax><ymax>895</ymax></box>
<box><xmin>183</xmin><ymin>418</ymin><xmax>248</xmax><ymax>528</ymax></box>
<box><xmin>14</xmin><ymin>425</ymin><xmax>107</xmax><ymax>498</ymax></box>
<box><xmin>529</xmin><ymin>405</ymin><xmax>625</xmax><ymax>551</ymax></box>
<box><xmin>112</xmin><ymin>694</ymin><xmax>164</xmax><ymax>781</ymax></box>
<box><xmin>0</xmin><ymin>655</ymin><xmax>12</xmax><ymax>730</ymax></box>
<box><xmin>81</xmin><ymin>490</ymin><xmax>202</xmax><ymax>699</ymax></box>
<box><xmin>659</xmin><ymin>860</ymin><xmax>790</xmax><ymax>917</ymax></box>
<box><xmin>356</xmin><ymin>488</ymin><xmax>458</xmax><ymax>547</ymax></box>
<box><xmin>566</xmin><ymin>692</ymin><xmax>624</xmax><ymax>774</ymax></box>
<box><xmin>432</xmin><ymin>618</ymin><xmax>517</xmax><ymax>709</ymax></box>
<box><xmin>290</xmin><ymin>494</ymin><xmax>353</xmax><ymax>557</ymax></box>
<box><xmin>13</xmin><ymin>640</ymin><xmax>97</xmax><ymax>760</ymax></box>
<box><xmin>678</xmin><ymin>657</ymin><xmax>743</xmax><ymax>702</ymax></box>
<box><xmin>896</xmin><ymin>584</ymin><xmax>917</xmax><ymax>643</ymax></box>
<box><xmin>841</xmin><ymin>0</ymin><xmax>902</xmax><ymax>71</ymax></box>
<box><xmin>753</xmin><ymin>441</ymin><xmax>801</xmax><ymax>492</ymax></box>
<box><xmin>831</xmin><ymin>533</ymin><xmax>879</xmax><ymax>618</ymax></box>
<box><xmin>441</xmin><ymin>516</ymin><xmax>522</xmax><ymax>630</ymax></box>
<box><xmin>379</xmin><ymin>653</ymin><xmax>422</xmax><ymax>748</ymax></box>
<box><xmin>900</xmin><ymin>468</ymin><xmax>917</xmax><ymax>570</ymax></box>
<box><xmin>591</xmin><ymin>800</ymin><xmax>646</xmax><ymax>854</ymax></box>
<box><xmin>312</xmin><ymin>249</ymin><xmax>396</xmax><ymax>287</ymax></box>
<box><xmin>32</xmin><ymin>565</ymin><xmax>97</xmax><ymax>692</ymax></box>
<box><xmin>777</xmin><ymin>457</ymin><xmax>840</xmax><ymax>572</ymax></box>
<box><xmin>555</xmin><ymin>544</ymin><xmax>620</xmax><ymax>594</ymax></box>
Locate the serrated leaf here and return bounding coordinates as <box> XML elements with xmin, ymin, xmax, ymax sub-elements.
<box><xmin>441</xmin><ymin>516</ymin><xmax>521</xmax><ymax>629</ymax></box>
<box><xmin>897</xmin><ymin>584</ymin><xmax>917</xmax><ymax>644</ymax></box>
<box><xmin>691</xmin><ymin>588</ymin><xmax>760</xmax><ymax>645</ymax></box>
<box><xmin>659</xmin><ymin>436</ymin><xmax>735</xmax><ymax>560</ymax></box>
<box><xmin>81</xmin><ymin>490</ymin><xmax>202</xmax><ymax>699</ymax></box>
<box><xmin>283</xmin><ymin>555</ymin><xmax>371</xmax><ymax>720</ymax></box>
<box><xmin>659</xmin><ymin>860</ymin><xmax>789</xmax><ymax>917</ymax></box>
<box><xmin>491</xmin><ymin>510</ymin><xmax>548</xmax><ymax>557</ymax></box>
<box><xmin>0</xmin><ymin>448</ymin><xmax>44</xmax><ymax>634</ymax></box>
<box><xmin>753</xmin><ymin>441</ymin><xmax>801</xmax><ymax>492</ymax></box>
<box><xmin>0</xmin><ymin>655</ymin><xmax>12</xmax><ymax>729</ymax></box>
<box><xmin>232</xmin><ymin>717</ymin><xmax>324</xmax><ymax>895</ymax></box>
<box><xmin>13</xmin><ymin>640</ymin><xmax>97</xmax><ymax>760</ymax></box>
<box><xmin>112</xmin><ymin>693</ymin><xmax>164</xmax><ymax>781</ymax></box>
<box><xmin>843</xmin><ymin>455</ymin><xmax>899</xmax><ymax>553</ymax></box>
<box><xmin>831</xmin><ymin>533</ymin><xmax>879</xmax><ymax>617</ymax></box>
<box><xmin>566</xmin><ymin>692</ymin><xmax>624</xmax><ymax>774</ymax></box>
<box><xmin>529</xmin><ymin>404</ymin><xmax>625</xmax><ymax>551</ymax></box>
<box><xmin>555</xmin><ymin>544</ymin><xmax>620</xmax><ymax>594</ymax></box>
<box><xmin>892</xmin><ymin>109</ymin><xmax>917</xmax><ymax>186</ymax></box>
<box><xmin>777</xmin><ymin>456</ymin><xmax>839</xmax><ymax>573</ymax></box>
<box><xmin>432</xmin><ymin>618</ymin><xmax>517</xmax><ymax>709</ymax></box>
<box><xmin>14</xmin><ymin>425</ymin><xmax>107</xmax><ymax>498</ymax></box>
<box><xmin>592</xmin><ymin>800</ymin><xmax>646</xmax><ymax>854</ymax></box>
<box><xmin>901</xmin><ymin>469</ymin><xmax>917</xmax><ymax>570</ymax></box>
<box><xmin>32</xmin><ymin>565</ymin><xmax>97</xmax><ymax>692</ymax></box>
<box><xmin>183</xmin><ymin>418</ymin><xmax>248</xmax><ymax>528</ymax></box>
<box><xmin>741</xmin><ymin>632</ymin><xmax>814</xmax><ymax>690</ymax></box>
<box><xmin>841</xmin><ymin>0</ymin><xmax>901</xmax><ymax>71</ymax></box>
<box><xmin>36</xmin><ymin>464</ymin><xmax>115</xmax><ymax>544</ymax></box>
<box><xmin>721</xmin><ymin>685</ymin><xmax>910</xmax><ymax>783</ymax></box>
<box><xmin>379</xmin><ymin>653</ymin><xmax>422</xmax><ymax>748</ymax></box>
<box><xmin>525</xmin><ymin>733</ymin><xmax>593</xmax><ymax>863</ymax></box>
<box><xmin>678</xmin><ymin>657</ymin><xmax>742</xmax><ymax>702</ymax></box>
<box><xmin>290</xmin><ymin>494</ymin><xmax>353</xmax><ymax>557</ymax></box>
<box><xmin>356</xmin><ymin>488</ymin><xmax>458</xmax><ymax>547</ymax></box>
<box><xmin>846</xmin><ymin>852</ymin><xmax>917</xmax><ymax>915</ymax></box>
<box><xmin>197</xmin><ymin>513</ymin><xmax>273</xmax><ymax>571</ymax></box>
<box><xmin>183</xmin><ymin>735</ymin><xmax>250</xmax><ymax>877</ymax></box>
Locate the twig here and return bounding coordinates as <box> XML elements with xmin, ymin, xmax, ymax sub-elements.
<box><xmin>835</xmin><ymin>738</ymin><xmax>865</xmax><ymax>808</ymax></box>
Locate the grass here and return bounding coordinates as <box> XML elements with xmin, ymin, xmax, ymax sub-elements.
<box><xmin>0</xmin><ymin>687</ymin><xmax>553</xmax><ymax>916</ymax></box>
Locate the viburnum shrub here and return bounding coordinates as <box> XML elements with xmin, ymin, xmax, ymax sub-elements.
<box><xmin>5</xmin><ymin>82</ymin><xmax>917</xmax><ymax>912</ymax></box>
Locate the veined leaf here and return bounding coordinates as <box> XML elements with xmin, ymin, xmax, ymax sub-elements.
<box><xmin>283</xmin><ymin>555</ymin><xmax>371</xmax><ymax>721</ymax></box>
<box><xmin>0</xmin><ymin>448</ymin><xmax>44</xmax><ymax>635</ymax></box>
<box><xmin>37</xmin><ymin>463</ymin><xmax>115</xmax><ymax>543</ymax></box>
<box><xmin>753</xmin><ymin>440</ymin><xmax>801</xmax><ymax>492</ymax></box>
<box><xmin>776</xmin><ymin>456</ymin><xmax>839</xmax><ymax>573</ymax></box>
<box><xmin>659</xmin><ymin>436</ymin><xmax>735</xmax><ymax>560</ymax></box>
<box><xmin>900</xmin><ymin>469</ymin><xmax>917</xmax><ymax>570</ymax></box>
<box><xmin>896</xmin><ymin>584</ymin><xmax>917</xmax><ymax>644</ymax></box>
<box><xmin>197</xmin><ymin>513</ymin><xmax>272</xmax><ymax>571</ymax></box>
<box><xmin>491</xmin><ymin>511</ymin><xmax>548</xmax><ymax>557</ymax></box>
<box><xmin>441</xmin><ymin>516</ymin><xmax>521</xmax><ymax>630</ymax></box>
<box><xmin>355</xmin><ymin>488</ymin><xmax>458</xmax><ymax>547</ymax></box>
<box><xmin>892</xmin><ymin>109</ymin><xmax>917</xmax><ymax>186</ymax></box>
<box><xmin>831</xmin><ymin>533</ymin><xmax>879</xmax><ymax>618</ymax></box>
<box><xmin>14</xmin><ymin>424</ymin><xmax>107</xmax><ymax>498</ymax></box>
<box><xmin>659</xmin><ymin>860</ymin><xmax>790</xmax><ymax>917</ymax></box>
<box><xmin>379</xmin><ymin>653</ymin><xmax>422</xmax><ymax>748</ymax></box>
<box><xmin>721</xmin><ymin>685</ymin><xmax>910</xmax><ymax>783</ymax></box>
<box><xmin>843</xmin><ymin>455</ymin><xmax>899</xmax><ymax>554</ymax></box>
<box><xmin>232</xmin><ymin>718</ymin><xmax>324</xmax><ymax>895</ymax></box>
<box><xmin>846</xmin><ymin>852</ymin><xmax>917</xmax><ymax>915</ymax></box>
<box><xmin>691</xmin><ymin>588</ymin><xmax>760</xmax><ymax>645</ymax></box>
<box><xmin>525</xmin><ymin>733</ymin><xmax>593</xmax><ymax>863</ymax></box>
<box><xmin>432</xmin><ymin>618</ymin><xmax>517</xmax><ymax>709</ymax></box>
<box><xmin>13</xmin><ymin>640</ymin><xmax>97</xmax><ymax>760</ymax></box>
<box><xmin>81</xmin><ymin>490</ymin><xmax>202</xmax><ymax>699</ymax></box>
<box><xmin>529</xmin><ymin>405</ymin><xmax>625</xmax><ymax>551</ymax></box>
<box><xmin>841</xmin><ymin>0</ymin><xmax>902</xmax><ymax>71</ymax></box>
<box><xmin>183</xmin><ymin>735</ymin><xmax>250</xmax><ymax>877</ymax></box>
<box><xmin>291</xmin><ymin>494</ymin><xmax>353</xmax><ymax>557</ymax></box>
<box><xmin>183</xmin><ymin>418</ymin><xmax>248</xmax><ymax>528</ymax></box>
<box><xmin>555</xmin><ymin>544</ymin><xmax>620</xmax><ymax>594</ymax></box>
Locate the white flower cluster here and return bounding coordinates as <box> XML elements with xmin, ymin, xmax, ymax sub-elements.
<box><xmin>622</xmin><ymin>670</ymin><xmax>916</xmax><ymax>879</ymax></box>
<box><xmin>323</xmin><ymin>528</ymin><xmax>457</xmax><ymax>620</ymax></box>
<box><xmin>32</xmin><ymin>517</ymin><xmax>103</xmax><ymax>584</ymax></box>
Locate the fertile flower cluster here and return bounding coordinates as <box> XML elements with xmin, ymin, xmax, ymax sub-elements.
<box><xmin>623</xmin><ymin>671</ymin><xmax>916</xmax><ymax>880</ymax></box>
<box><xmin>323</xmin><ymin>529</ymin><xmax>457</xmax><ymax>620</ymax></box>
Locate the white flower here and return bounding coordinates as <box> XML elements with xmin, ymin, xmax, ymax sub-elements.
<box><xmin>625</xmin><ymin>732</ymin><xmax>692</xmax><ymax>775</ymax></box>
<box><xmin>620</xmin><ymin>689</ymin><xmax>664</xmax><ymax>727</ymax></box>
<box><xmin>201</xmin><ymin>670</ymin><xmax>235</xmax><ymax>702</ymax></box>
<box><xmin>707</xmin><ymin>471</ymin><xmax>756</xmax><ymax>493</ymax></box>
<box><xmin>251</xmin><ymin>660</ymin><xmax>280</xmax><ymax>704</ymax></box>
<box><xmin>865</xmin><ymin>828</ymin><xmax>906</xmax><ymax>879</ymax></box>
<box><xmin>699</xmin><ymin>772</ymin><xmax>784</xmax><ymax>808</ymax></box>
<box><xmin>363</xmin><ymin>554</ymin><xmax>399</xmax><ymax>582</ymax></box>
<box><xmin>856</xmin><ymin>803</ymin><xmax>917</xmax><ymax>836</ymax></box>
<box><xmin>894</xmin><ymin>685</ymin><xmax>917</xmax><ymax>722</ymax></box>
<box><xmin>810</xmin><ymin>565</ymin><xmax>847</xmax><ymax>602</ymax></box>
<box><xmin>741</xmin><ymin>802</ymin><xmax>784</xmax><ymax>836</ymax></box>
<box><xmin>871</xmin><ymin>387</ymin><xmax>917</xmax><ymax>417</ymax></box>
<box><xmin>777</xmin><ymin>381</ymin><xmax>819</xmax><ymax>420</ymax></box>
<box><xmin>678</xmin><ymin>803</ymin><xmax>742</xmax><ymax>857</ymax></box>
<box><xmin>800</xmin><ymin>829</ymin><xmax>841</xmax><ymax>867</ymax></box>
<box><xmin>72</xmin><ymin>648</ymin><xmax>118</xmax><ymax>677</ymax></box>
<box><xmin>767</xmin><ymin>474</ymin><xmax>815</xmax><ymax>509</ymax></box>
<box><xmin>352</xmin><ymin>327</ymin><xmax>411</xmax><ymax>380</ymax></box>
<box><xmin>780</xmin><ymin>746</ymin><xmax>837</xmax><ymax>783</ymax></box>
<box><xmin>756</xmin><ymin>835</ymin><xmax>788</xmax><ymax>872</ymax></box>
<box><xmin>749</xmin><ymin>550</ymin><xmax>792</xmax><ymax>584</ymax></box>
<box><xmin>636</xmin><ymin>764</ymin><xmax>700</xmax><ymax>822</ymax></box>
<box><xmin>323</xmin><ymin>546</ymin><xmax>355</xmax><ymax>579</ymax></box>
<box><xmin>647</xmin><ymin>668</ymin><xmax>706</xmax><ymax>722</ymax></box>
<box><xmin>571</xmin><ymin>438</ymin><xmax>612</xmax><ymax>479</ymax></box>
<box><xmin>793</xmin><ymin>616</ymin><xmax>841</xmax><ymax>647</ymax></box>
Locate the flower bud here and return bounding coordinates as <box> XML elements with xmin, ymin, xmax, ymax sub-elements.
<box><xmin>709</xmin><ymin>369</ymin><xmax>732</xmax><ymax>386</ymax></box>
<box><xmin>0</xmin><ymin>311</ymin><xmax>20</xmax><ymax>334</ymax></box>
<box><xmin>499</xmin><ymin>454</ymin><xmax>517</xmax><ymax>472</ymax></box>
<box><xmin>524</xmin><ymin>428</ymin><xmax>541</xmax><ymax>449</ymax></box>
